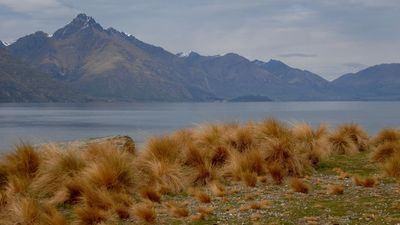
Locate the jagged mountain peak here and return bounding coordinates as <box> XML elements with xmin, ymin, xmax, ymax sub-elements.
<box><xmin>0</xmin><ymin>40</ymin><xmax>5</xmax><ymax>48</ymax></box>
<box><xmin>264</xmin><ymin>59</ymin><xmax>290</xmax><ymax>70</ymax></box>
<box><xmin>53</xmin><ymin>13</ymin><xmax>103</xmax><ymax>39</ymax></box>
<box><xmin>10</xmin><ymin>31</ymin><xmax>50</xmax><ymax>52</ymax></box>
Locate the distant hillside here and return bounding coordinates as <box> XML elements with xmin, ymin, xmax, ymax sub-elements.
<box><xmin>0</xmin><ymin>48</ymin><xmax>84</xmax><ymax>102</ymax></box>
<box><xmin>332</xmin><ymin>64</ymin><xmax>400</xmax><ymax>100</ymax></box>
<box><xmin>253</xmin><ymin>59</ymin><xmax>334</xmax><ymax>100</ymax></box>
<box><xmin>1</xmin><ymin>14</ymin><xmax>400</xmax><ymax>102</ymax></box>
<box><xmin>4</xmin><ymin>14</ymin><xmax>331</xmax><ymax>102</ymax></box>
<box><xmin>181</xmin><ymin>52</ymin><xmax>335</xmax><ymax>100</ymax></box>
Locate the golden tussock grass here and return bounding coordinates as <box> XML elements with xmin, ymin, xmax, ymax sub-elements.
<box><xmin>188</xmin><ymin>160</ymin><xmax>218</xmax><ymax>186</ymax></box>
<box><xmin>226</xmin><ymin>149</ymin><xmax>266</xmax><ymax>183</ymax></box>
<box><xmin>262</xmin><ymin>137</ymin><xmax>307</xmax><ymax>176</ymax></box>
<box><xmin>140</xmin><ymin>188</ymin><xmax>161</xmax><ymax>203</ymax></box>
<box><xmin>192</xmin><ymin>190</ymin><xmax>212</xmax><ymax>203</ymax></box>
<box><xmin>141</xmin><ymin>136</ymin><xmax>181</xmax><ymax>162</ymax></box>
<box><xmin>210</xmin><ymin>145</ymin><xmax>231</xmax><ymax>167</ymax></box>
<box><xmin>137</xmin><ymin>157</ymin><xmax>185</xmax><ymax>194</ymax></box>
<box><xmin>49</xmin><ymin>177</ymin><xmax>88</xmax><ymax>205</ymax></box>
<box><xmin>192</xmin><ymin>124</ymin><xmax>225</xmax><ymax>149</ymax></box>
<box><xmin>372</xmin><ymin>128</ymin><xmax>400</xmax><ymax>146</ymax></box>
<box><xmin>4</xmin><ymin>175</ymin><xmax>31</xmax><ymax>196</ymax></box>
<box><xmin>209</xmin><ymin>181</ymin><xmax>225</xmax><ymax>197</ymax></box>
<box><xmin>383</xmin><ymin>151</ymin><xmax>400</xmax><ymax>177</ymax></box>
<box><xmin>292</xmin><ymin>123</ymin><xmax>330</xmax><ymax>166</ymax></box>
<box><xmin>241</xmin><ymin>171</ymin><xmax>258</xmax><ymax>187</ymax></box>
<box><xmin>132</xmin><ymin>203</ymin><xmax>156</xmax><ymax>224</ymax></box>
<box><xmin>80</xmin><ymin>187</ymin><xmax>114</xmax><ymax>210</ymax></box>
<box><xmin>267</xmin><ymin>162</ymin><xmax>285</xmax><ymax>184</ymax></box>
<box><xmin>40</xmin><ymin>203</ymin><xmax>68</xmax><ymax>225</ymax></box>
<box><xmin>0</xmin><ymin>119</ymin><xmax>390</xmax><ymax>224</ymax></box>
<box><xmin>249</xmin><ymin>199</ymin><xmax>270</xmax><ymax>210</ymax></box>
<box><xmin>352</xmin><ymin>175</ymin><xmax>378</xmax><ymax>187</ymax></box>
<box><xmin>328</xmin><ymin>131</ymin><xmax>358</xmax><ymax>155</ymax></box>
<box><xmin>371</xmin><ymin>141</ymin><xmax>400</xmax><ymax>163</ymax></box>
<box><xmin>0</xmin><ymin>164</ymin><xmax>8</xmax><ymax>190</ymax></box>
<box><xmin>165</xmin><ymin>201</ymin><xmax>189</xmax><ymax>218</ymax></box>
<box><xmin>256</xmin><ymin>118</ymin><xmax>291</xmax><ymax>139</ymax></box>
<box><xmin>258</xmin><ymin>175</ymin><xmax>268</xmax><ymax>183</ymax></box>
<box><xmin>180</xmin><ymin>144</ymin><xmax>205</xmax><ymax>167</ymax></box>
<box><xmin>224</xmin><ymin>124</ymin><xmax>256</xmax><ymax>152</ymax></box>
<box><xmin>337</xmin><ymin>123</ymin><xmax>370</xmax><ymax>152</ymax></box>
<box><xmin>114</xmin><ymin>203</ymin><xmax>130</xmax><ymax>219</ymax></box>
<box><xmin>0</xmin><ymin>191</ymin><xmax>7</xmax><ymax>207</ymax></box>
<box><xmin>8</xmin><ymin>196</ymin><xmax>41</xmax><ymax>224</ymax></box>
<box><xmin>289</xmin><ymin>178</ymin><xmax>311</xmax><ymax>193</ymax></box>
<box><xmin>83</xmin><ymin>150</ymin><xmax>136</xmax><ymax>193</ymax></box>
<box><xmin>74</xmin><ymin>204</ymin><xmax>110</xmax><ymax>225</ymax></box>
<box><xmin>326</xmin><ymin>184</ymin><xmax>344</xmax><ymax>195</ymax></box>
<box><xmin>32</xmin><ymin>146</ymin><xmax>86</xmax><ymax>198</ymax></box>
<box><xmin>2</xmin><ymin>143</ymin><xmax>40</xmax><ymax>180</ymax></box>
<box><xmin>6</xmin><ymin>196</ymin><xmax>67</xmax><ymax>225</ymax></box>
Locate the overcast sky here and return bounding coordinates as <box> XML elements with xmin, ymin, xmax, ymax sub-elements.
<box><xmin>0</xmin><ymin>0</ymin><xmax>399</xmax><ymax>80</ymax></box>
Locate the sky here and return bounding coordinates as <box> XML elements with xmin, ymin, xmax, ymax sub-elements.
<box><xmin>0</xmin><ymin>0</ymin><xmax>399</xmax><ymax>80</ymax></box>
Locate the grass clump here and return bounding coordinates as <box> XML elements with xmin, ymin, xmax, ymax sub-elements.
<box><xmin>262</xmin><ymin>137</ymin><xmax>307</xmax><ymax>177</ymax></box>
<box><xmin>192</xmin><ymin>190</ymin><xmax>212</xmax><ymax>203</ymax></box>
<box><xmin>132</xmin><ymin>203</ymin><xmax>156</xmax><ymax>223</ymax></box>
<box><xmin>371</xmin><ymin>128</ymin><xmax>400</xmax><ymax>147</ymax></box>
<box><xmin>383</xmin><ymin>151</ymin><xmax>400</xmax><ymax>177</ymax></box>
<box><xmin>326</xmin><ymin>184</ymin><xmax>344</xmax><ymax>195</ymax></box>
<box><xmin>336</xmin><ymin>123</ymin><xmax>370</xmax><ymax>152</ymax></box>
<box><xmin>165</xmin><ymin>201</ymin><xmax>190</xmax><ymax>218</ymax></box>
<box><xmin>292</xmin><ymin>123</ymin><xmax>330</xmax><ymax>166</ymax></box>
<box><xmin>289</xmin><ymin>178</ymin><xmax>311</xmax><ymax>193</ymax></box>
<box><xmin>352</xmin><ymin>175</ymin><xmax>378</xmax><ymax>187</ymax></box>
<box><xmin>371</xmin><ymin>141</ymin><xmax>400</xmax><ymax>163</ymax></box>
<box><xmin>328</xmin><ymin>131</ymin><xmax>358</xmax><ymax>155</ymax></box>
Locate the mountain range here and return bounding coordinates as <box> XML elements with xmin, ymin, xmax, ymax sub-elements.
<box><xmin>0</xmin><ymin>14</ymin><xmax>399</xmax><ymax>102</ymax></box>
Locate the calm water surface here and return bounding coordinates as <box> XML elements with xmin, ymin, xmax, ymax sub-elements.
<box><xmin>0</xmin><ymin>102</ymin><xmax>399</xmax><ymax>152</ymax></box>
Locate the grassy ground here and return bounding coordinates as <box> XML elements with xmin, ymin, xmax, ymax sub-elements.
<box><xmin>117</xmin><ymin>152</ymin><xmax>400</xmax><ymax>225</ymax></box>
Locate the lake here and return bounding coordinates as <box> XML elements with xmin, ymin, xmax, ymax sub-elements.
<box><xmin>0</xmin><ymin>101</ymin><xmax>399</xmax><ymax>152</ymax></box>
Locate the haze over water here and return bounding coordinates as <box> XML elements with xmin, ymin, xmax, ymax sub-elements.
<box><xmin>0</xmin><ymin>101</ymin><xmax>399</xmax><ymax>152</ymax></box>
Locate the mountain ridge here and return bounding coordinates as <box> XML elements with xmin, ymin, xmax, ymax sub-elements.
<box><xmin>1</xmin><ymin>13</ymin><xmax>399</xmax><ymax>102</ymax></box>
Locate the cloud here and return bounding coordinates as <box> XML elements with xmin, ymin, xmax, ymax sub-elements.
<box><xmin>343</xmin><ymin>62</ymin><xmax>367</xmax><ymax>69</ymax></box>
<box><xmin>0</xmin><ymin>0</ymin><xmax>75</xmax><ymax>17</ymax></box>
<box><xmin>278</xmin><ymin>53</ymin><xmax>317</xmax><ymax>58</ymax></box>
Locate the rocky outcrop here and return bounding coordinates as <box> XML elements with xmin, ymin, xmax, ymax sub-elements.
<box><xmin>40</xmin><ymin>135</ymin><xmax>136</xmax><ymax>154</ymax></box>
